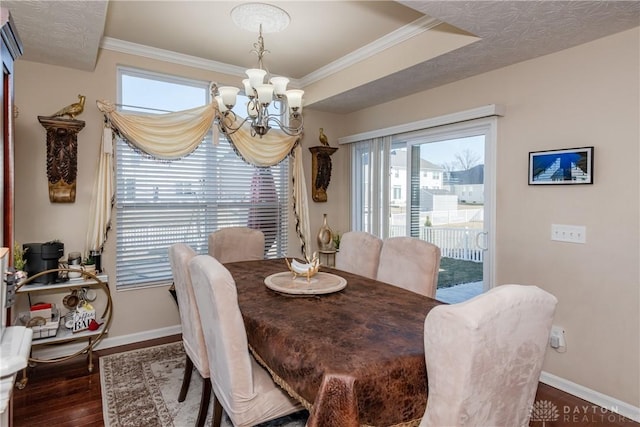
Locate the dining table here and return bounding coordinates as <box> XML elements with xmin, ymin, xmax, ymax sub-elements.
<box><xmin>224</xmin><ymin>258</ymin><xmax>444</xmax><ymax>427</ymax></box>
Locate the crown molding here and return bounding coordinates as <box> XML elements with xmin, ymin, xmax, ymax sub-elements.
<box><xmin>299</xmin><ymin>15</ymin><xmax>441</xmax><ymax>87</ymax></box>
<box><xmin>338</xmin><ymin>104</ymin><xmax>505</xmax><ymax>144</ymax></box>
<box><xmin>100</xmin><ymin>37</ymin><xmax>247</xmax><ymax>77</ymax></box>
<box><xmin>100</xmin><ymin>15</ymin><xmax>441</xmax><ymax>89</ymax></box>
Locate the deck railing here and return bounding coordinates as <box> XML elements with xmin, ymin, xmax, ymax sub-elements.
<box><xmin>389</xmin><ymin>226</ymin><xmax>484</xmax><ymax>262</ymax></box>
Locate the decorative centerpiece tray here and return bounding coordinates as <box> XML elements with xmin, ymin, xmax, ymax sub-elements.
<box><xmin>264</xmin><ymin>272</ymin><xmax>347</xmax><ymax>295</ymax></box>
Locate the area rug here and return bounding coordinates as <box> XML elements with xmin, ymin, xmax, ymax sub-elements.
<box><xmin>100</xmin><ymin>341</ymin><xmax>308</xmax><ymax>426</ymax></box>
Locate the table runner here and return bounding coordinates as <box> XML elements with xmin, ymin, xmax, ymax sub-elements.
<box><xmin>225</xmin><ymin>259</ymin><xmax>444</xmax><ymax>427</ymax></box>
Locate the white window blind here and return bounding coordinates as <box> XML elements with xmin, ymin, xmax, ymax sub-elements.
<box><xmin>116</xmin><ymin>67</ymin><xmax>288</xmax><ymax>289</ymax></box>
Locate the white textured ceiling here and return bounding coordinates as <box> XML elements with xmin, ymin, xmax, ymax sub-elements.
<box><xmin>4</xmin><ymin>0</ymin><xmax>108</xmax><ymax>71</ymax></box>
<box><xmin>4</xmin><ymin>1</ymin><xmax>640</xmax><ymax>113</ymax></box>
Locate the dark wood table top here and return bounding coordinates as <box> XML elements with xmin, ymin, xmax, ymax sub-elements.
<box><xmin>225</xmin><ymin>258</ymin><xmax>444</xmax><ymax>427</ymax></box>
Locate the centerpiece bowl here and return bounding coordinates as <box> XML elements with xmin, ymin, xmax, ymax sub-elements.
<box><xmin>285</xmin><ymin>253</ymin><xmax>320</xmax><ymax>282</ymax></box>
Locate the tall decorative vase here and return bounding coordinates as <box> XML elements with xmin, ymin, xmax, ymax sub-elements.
<box><xmin>317</xmin><ymin>214</ymin><xmax>333</xmax><ymax>251</ymax></box>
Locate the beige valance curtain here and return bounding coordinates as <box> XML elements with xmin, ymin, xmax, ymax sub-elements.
<box><xmin>89</xmin><ymin>100</ymin><xmax>311</xmax><ymax>259</ymax></box>
<box><xmin>95</xmin><ymin>100</ymin><xmax>216</xmax><ymax>159</ymax></box>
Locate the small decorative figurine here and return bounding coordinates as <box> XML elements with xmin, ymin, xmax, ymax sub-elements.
<box><xmin>319</xmin><ymin>127</ymin><xmax>330</xmax><ymax>146</ymax></box>
<box><xmin>50</xmin><ymin>94</ymin><xmax>86</xmax><ymax>119</ymax></box>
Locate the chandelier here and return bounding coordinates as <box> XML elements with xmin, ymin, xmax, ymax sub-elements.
<box><xmin>212</xmin><ymin>3</ymin><xmax>304</xmax><ymax>138</ymax></box>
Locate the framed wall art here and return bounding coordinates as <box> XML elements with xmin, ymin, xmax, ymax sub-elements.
<box><xmin>529</xmin><ymin>146</ymin><xmax>594</xmax><ymax>185</ymax></box>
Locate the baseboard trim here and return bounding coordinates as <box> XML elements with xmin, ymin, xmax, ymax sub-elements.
<box><xmin>31</xmin><ymin>325</ymin><xmax>182</xmax><ymax>360</ymax></box>
<box><xmin>540</xmin><ymin>371</ymin><xmax>640</xmax><ymax>423</ymax></box>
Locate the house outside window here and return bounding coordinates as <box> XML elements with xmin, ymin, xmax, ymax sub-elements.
<box><xmin>115</xmin><ymin>67</ymin><xmax>288</xmax><ymax>289</ymax></box>
<box><xmin>393</xmin><ymin>186</ymin><xmax>402</xmax><ymax>200</ymax></box>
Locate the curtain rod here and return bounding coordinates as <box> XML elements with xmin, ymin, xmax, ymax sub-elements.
<box><xmin>112</xmin><ymin>103</ymin><xmax>174</xmax><ymax>114</ymax></box>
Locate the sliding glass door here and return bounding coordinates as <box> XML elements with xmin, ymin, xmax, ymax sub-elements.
<box><xmin>401</xmin><ymin>119</ymin><xmax>495</xmax><ymax>298</ymax></box>
<box><xmin>352</xmin><ymin>117</ymin><xmax>497</xmax><ymax>301</ymax></box>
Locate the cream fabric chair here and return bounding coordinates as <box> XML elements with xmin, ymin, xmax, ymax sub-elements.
<box><xmin>376</xmin><ymin>237</ymin><xmax>441</xmax><ymax>298</ymax></box>
<box><xmin>208</xmin><ymin>226</ymin><xmax>265</xmax><ymax>263</ymax></box>
<box><xmin>334</xmin><ymin>231</ymin><xmax>383</xmax><ymax>279</ymax></box>
<box><xmin>167</xmin><ymin>243</ymin><xmax>210</xmax><ymax>427</ymax></box>
<box><xmin>189</xmin><ymin>255</ymin><xmax>304</xmax><ymax>427</ymax></box>
<box><xmin>420</xmin><ymin>284</ymin><xmax>558</xmax><ymax>427</ymax></box>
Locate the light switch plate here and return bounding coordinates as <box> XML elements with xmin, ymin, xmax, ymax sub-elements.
<box><xmin>550</xmin><ymin>325</ymin><xmax>566</xmax><ymax>349</ymax></box>
<box><xmin>551</xmin><ymin>224</ymin><xmax>586</xmax><ymax>244</ymax></box>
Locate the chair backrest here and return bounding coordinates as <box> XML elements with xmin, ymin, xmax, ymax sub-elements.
<box><xmin>335</xmin><ymin>231</ymin><xmax>383</xmax><ymax>279</ymax></box>
<box><xmin>188</xmin><ymin>255</ymin><xmax>256</xmax><ymax>416</ymax></box>
<box><xmin>190</xmin><ymin>255</ymin><xmax>303</xmax><ymax>425</ymax></box>
<box><xmin>168</xmin><ymin>243</ymin><xmax>209</xmax><ymax>377</ymax></box>
<box><xmin>376</xmin><ymin>236</ymin><xmax>441</xmax><ymax>297</ymax></box>
<box><xmin>420</xmin><ymin>284</ymin><xmax>557</xmax><ymax>427</ymax></box>
<box><xmin>208</xmin><ymin>227</ymin><xmax>265</xmax><ymax>263</ymax></box>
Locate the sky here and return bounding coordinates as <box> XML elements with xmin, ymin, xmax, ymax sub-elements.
<box><xmin>419</xmin><ymin>135</ymin><xmax>485</xmax><ymax>167</ymax></box>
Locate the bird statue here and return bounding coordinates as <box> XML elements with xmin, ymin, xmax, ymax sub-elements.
<box><xmin>50</xmin><ymin>94</ymin><xmax>86</xmax><ymax>119</ymax></box>
<box><xmin>319</xmin><ymin>128</ymin><xmax>330</xmax><ymax>146</ymax></box>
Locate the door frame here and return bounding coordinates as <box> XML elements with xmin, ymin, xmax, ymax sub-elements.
<box><xmin>404</xmin><ymin>117</ymin><xmax>497</xmax><ymax>291</ymax></box>
<box><xmin>341</xmin><ymin>104</ymin><xmax>504</xmax><ymax>291</ymax></box>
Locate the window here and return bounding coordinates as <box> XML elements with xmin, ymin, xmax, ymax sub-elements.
<box><xmin>351</xmin><ymin>117</ymin><xmax>493</xmax><ymax>241</ymax></box>
<box><xmin>349</xmin><ymin>110</ymin><xmax>499</xmax><ymax>302</ymax></box>
<box><xmin>393</xmin><ymin>186</ymin><xmax>402</xmax><ymax>200</ymax></box>
<box><xmin>116</xmin><ymin>67</ymin><xmax>288</xmax><ymax>289</ymax></box>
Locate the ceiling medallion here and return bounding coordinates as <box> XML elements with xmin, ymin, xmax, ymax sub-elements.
<box><xmin>230</xmin><ymin>3</ymin><xmax>290</xmax><ymax>33</ymax></box>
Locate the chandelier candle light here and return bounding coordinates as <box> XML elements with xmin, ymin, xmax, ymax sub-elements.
<box><xmin>212</xmin><ymin>3</ymin><xmax>304</xmax><ymax>137</ymax></box>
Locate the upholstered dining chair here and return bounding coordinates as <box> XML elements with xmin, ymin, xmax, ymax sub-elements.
<box><xmin>167</xmin><ymin>243</ymin><xmax>210</xmax><ymax>427</ymax></box>
<box><xmin>208</xmin><ymin>226</ymin><xmax>265</xmax><ymax>263</ymax></box>
<box><xmin>420</xmin><ymin>284</ymin><xmax>558</xmax><ymax>427</ymax></box>
<box><xmin>334</xmin><ymin>231</ymin><xmax>383</xmax><ymax>279</ymax></box>
<box><xmin>189</xmin><ymin>255</ymin><xmax>304</xmax><ymax>427</ymax></box>
<box><xmin>376</xmin><ymin>237</ymin><xmax>441</xmax><ymax>298</ymax></box>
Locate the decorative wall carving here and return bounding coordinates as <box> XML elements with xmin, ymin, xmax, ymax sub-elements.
<box><xmin>37</xmin><ymin>117</ymin><xmax>85</xmax><ymax>203</ymax></box>
<box><xmin>309</xmin><ymin>145</ymin><xmax>338</xmax><ymax>203</ymax></box>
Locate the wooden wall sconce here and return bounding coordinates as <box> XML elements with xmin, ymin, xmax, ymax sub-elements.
<box><xmin>309</xmin><ymin>145</ymin><xmax>338</xmax><ymax>202</ymax></box>
<box><xmin>37</xmin><ymin>116</ymin><xmax>85</xmax><ymax>203</ymax></box>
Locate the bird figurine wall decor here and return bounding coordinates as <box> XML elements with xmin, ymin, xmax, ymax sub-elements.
<box><xmin>50</xmin><ymin>94</ymin><xmax>86</xmax><ymax>119</ymax></box>
<box><xmin>319</xmin><ymin>128</ymin><xmax>330</xmax><ymax>146</ymax></box>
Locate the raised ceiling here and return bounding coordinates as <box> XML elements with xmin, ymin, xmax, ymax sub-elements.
<box><xmin>5</xmin><ymin>1</ymin><xmax>640</xmax><ymax>113</ymax></box>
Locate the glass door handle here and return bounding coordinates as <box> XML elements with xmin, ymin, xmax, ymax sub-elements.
<box><xmin>476</xmin><ymin>231</ymin><xmax>488</xmax><ymax>251</ymax></box>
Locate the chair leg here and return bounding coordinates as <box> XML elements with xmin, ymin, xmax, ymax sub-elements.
<box><xmin>178</xmin><ymin>354</ymin><xmax>194</xmax><ymax>402</ymax></box>
<box><xmin>212</xmin><ymin>394</ymin><xmax>223</xmax><ymax>427</ymax></box>
<box><xmin>196</xmin><ymin>377</ymin><xmax>212</xmax><ymax>427</ymax></box>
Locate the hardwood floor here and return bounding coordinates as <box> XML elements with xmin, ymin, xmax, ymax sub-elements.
<box><xmin>11</xmin><ymin>335</ymin><xmax>639</xmax><ymax>427</ymax></box>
